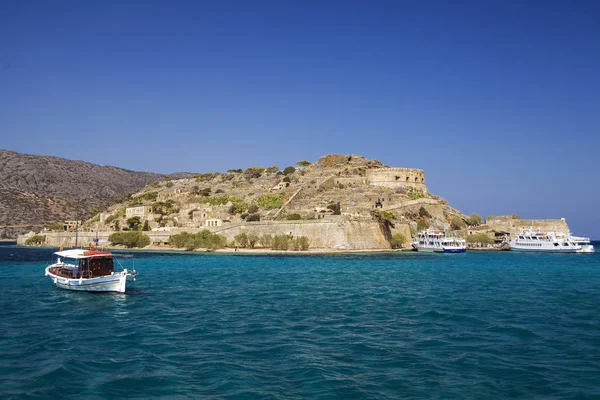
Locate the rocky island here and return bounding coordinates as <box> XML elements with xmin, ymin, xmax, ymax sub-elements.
<box><xmin>17</xmin><ymin>154</ymin><xmax>571</xmax><ymax>251</ymax></box>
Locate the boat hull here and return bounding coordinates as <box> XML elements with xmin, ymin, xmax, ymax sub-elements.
<box><xmin>443</xmin><ymin>248</ymin><xmax>466</xmax><ymax>253</ymax></box>
<box><xmin>45</xmin><ymin>267</ymin><xmax>129</xmax><ymax>293</ymax></box>
<box><xmin>414</xmin><ymin>246</ymin><xmax>466</xmax><ymax>253</ymax></box>
<box><xmin>509</xmin><ymin>245</ymin><xmax>583</xmax><ymax>253</ymax></box>
<box><xmin>577</xmin><ymin>245</ymin><xmax>595</xmax><ymax>253</ymax></box>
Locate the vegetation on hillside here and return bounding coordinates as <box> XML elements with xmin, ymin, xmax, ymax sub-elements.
<box><xmin>466</xmin><ymin>233</ymin><xmax>494</xmax><ymax>245</ymax></box>
<box><xmin>169</xmin><ymin>231</ymin><xmax>227</xmax><ymax>251</ymax></box>
<box><xmin>390</xmin><ymin>233</ymin><xmax>406</xmax><ymax>249</ymax></box>
<box><xmin>108</xmin><ymin>231</ymin><xmax>150</xmax><ymax>248</ymax></box>
<box><xmin>25</xmin><ymin>235</ymin><xmax>45</xmax><ymax>245</ymax></box>
<box><xmin>257</xmin><ymin>193</ymin><xmax>283</xmax><ymax>210</ymax></box>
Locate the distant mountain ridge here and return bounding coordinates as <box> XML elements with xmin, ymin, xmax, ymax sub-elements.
<box><xmin>0</xmin><ymin>150</ymin><xmax>193</xmax><ymax>238</ymax></box>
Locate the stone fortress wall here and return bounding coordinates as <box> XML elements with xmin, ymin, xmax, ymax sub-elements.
<box><xmin>365</xmin><ymin>168</ymin><xmax>427</xmax><ymax>193</ymax></box>
<box><xmin>19</xmin><ymin>217</ymin><xmax>412</xmax><ymax>250</ymax></box>
<box><xmin>485</xmin><ymin>217</ymin><xmax>570</xmax><ymax>235</ymax></box>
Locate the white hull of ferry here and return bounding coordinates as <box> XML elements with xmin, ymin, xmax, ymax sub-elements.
<box><xmin>509</xmin><ymin>230</ymin><xmax>594</xmax><ymax>253</ymax></box>
<box><xmin>415</xmin><ymin>246</ymin><xmax>466</xmax><ymax>253</ymax></box>
<box><xmin>578</xmin><ymin>245</ymin><xmax>595</xmax><ymax>253</ymax></box>
<box><xmin>45</xmin><ymin>266</ymin><xmax>131</xmax><ymax>293</ymax></box>
<box><xmin>510</xmin><ymin>244</ymin><xmax>594</xmax><ymax>253</ymax></box>
<box><xmin>509</xmin><ymin>245</ymin><xmax>580</xmax><ymax>253</ymax></box>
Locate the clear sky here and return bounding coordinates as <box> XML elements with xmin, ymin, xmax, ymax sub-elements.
<box><xmin>1</xmin><ymin>1</ymin><xmax>599</xmax><ymax>237</ymax></box>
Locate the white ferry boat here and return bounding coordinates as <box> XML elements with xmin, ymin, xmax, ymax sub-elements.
<box><xmin>412</xmin><ymin>230</ymin><xmax>467</xmax><ymax>253</ymax></box>
<box><xmin>45</xmin><ymin>249</ymin><xmax>137</xmax><ymax>293</ymax></box>
<box><xmin>509</xmin><ymin>229</ymin><xmax>594</xmax><ymax>253</ymax></box>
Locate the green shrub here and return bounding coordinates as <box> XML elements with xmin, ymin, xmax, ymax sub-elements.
<box><xmin>450</xmin><ymin>216</ymin><xmax>467</xmax><ymax>230</ymax></box>
<box><xmin>282</xmin><ymin>176</ymin><xmax>291</xmax><ymax>183</ymax></box>
<box><xmin>418</xmin><ymin>206</ymin><xmax>431</xmax><ymax>218</ymax></box>
<box><xmin>417</xmin><ymin>219</ymin><xmax>429</xmax><ymax>232</ymax></box>
<box><xmin>152</xmin><ymin>200</ymin><xmax>179</xmax><ymax>215</ymax></box>
<box><xmin>248</xmin><ymin>234</ymin><xmax>259</xmax><ymax>248</ymax></box>
<box><xmin>284</xmin><ymin>213</ymin><xmax>302</xmax><ymax>220</ymax></box>
<box><xmin>244</xmin><ymin>167</ymin><xmax>265</xmax><ymax>179</ymax></box>
<box><xmin>128</xmin><ymin>197</ymin><xmax>143</xmax><ymax>206</ymax></box>
<box><xmin>408</xmin><ymin>191</ymin><xmax>426</xmax><ymax>200</ymax></box>
<box><xmin>371</xmin><ymin>209</ymin><xmax>396</xmax><ymax>224</ymax></box>
<box><xmin>246</xmin><ymin>213</ymin><xmax>260</xmax><ymax>221</ymax></box>
<box><xmin>283</xmin><ymin>166</ymin><xmax>295</xmax><ymax>175</ymax></box>
<box><xmin>192</xmin><ymin>187</ymin><xmax>211</xmax><ymax>196</ymax></box>
<box><xmin>390</xmin><ymin>233</ymin><xmax>406</xmax><ymax>249</ymax></box>
<box><xmin>108</xmin><ymin>231</ymin><xmax>150</xmax><ymax>248</ymax></box>
<box><xmin>142</xmin><ymin>220</ymin><xmax>150</xmax><ymax>231</ymax></box>
<box><xmin>104</xmin><ymin>214</ymin><xmax>117</xmax><ymax>225</ymax></box>
<box><xmin>169</xmin><ymin>230</ymin><xmax>226</xmax><ymax>251</ymax></box>
<box><xmin>257</xmin><ymin>193</ymin><xmax>284</xmax><ymax>210</ymax></box>
<box><xmin>194</xmin><ymin>173</ymin><xmax>216</xmax><ymax>182</ymax></box>
<box><xmin>466</xmin><ymin>233</ymin><xmax>494</xmax><ymax>245</ymax></box>
<box><xmin>200</xmin><ymin>195</ymin><xmax>247</xmax><ymax>214</ymax></box>
<box><xmin>248</xmin><ymin>204</ymin><xmax>259</xmax><ymax>214</ymax></box>
<box><xmin>327</xmin><ymin>202</ymin><xmax>341</xmax><ymax>215</ymax></box>
<box><xmin>260</xmin><ymin>234</ymin><xmax>273</xmax><ymax>248</ymax></box>
<box><xmin>48</xmin><ymin>223</ymin><xmax>64</xmax><ymax>231</ymax></box>
<box><xmin>265</xmin><ymin>165</ymin><xmax>279</xmax><ymax>173</ymax></box>
<box><xmin>235</xmin><ymin>233</ymin><xmax>248</xmax><ymax>248</ymax></box>
<box><xmin>140</xmin><ymin>191</ymin><xmax>159</xmax><ymax>201</ymax></box>
<box><xmin>272</xmin><ymin>235</ymin><xmax>290</xmax><ymax>250</ymax></box>
<box><xmin>127</xmin><ymin>216</ymin><xmax>142</xmax><ymax>230</ymax></box>
<box><xmin>466</xmin><ymin>213</ymin><xmax>482</xmax><ymax>226</ymax></box>
<box><xmin>292</xmin><ymin>236</ymin><xmax>310</xmax><ymax>251</ymax></box>
<box><xmin>25</xmin><ymin>235</ymin><xmax>45</xmax><ymax>245</ymax></box>
<box><xmin>296</xmin><ymin>160</ymin><xmax>311</xmax><ymax>167</ymax></box>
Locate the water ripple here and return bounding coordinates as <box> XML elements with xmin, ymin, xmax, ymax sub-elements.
<box><xmin>1</xmin><ymin>247</ymin><xmax>599</xmax><ymax>398</ymax></box>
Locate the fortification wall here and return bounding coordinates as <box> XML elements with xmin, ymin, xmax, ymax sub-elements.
<box><xmin>365</xmin><ymin>168</ymin><xmax>427</xmax><ymax>193</ymax></box>
<box><xmin>213</xmin><ymin>218</ymin><xmax>390</xmax><ymax>249</ymax></box>
<box><xmin>485</xmin><ymin>217</ymin><xmax>570</xmax><ymax>235</ymax></box>
<box><xmin>19</xmin><ymin>219</ymin><xmax>399</xmax><ymax>250</ymax></box>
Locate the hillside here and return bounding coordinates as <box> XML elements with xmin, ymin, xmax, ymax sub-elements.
<box><xmin>76</xmin><ymin>154</ymin><xmax>468</xmax><ymax>249</ymax></box>
<box><xmin>0</xmin><ymin>150</ymin><xmax>193</xmax><ymax>238</ymax></box>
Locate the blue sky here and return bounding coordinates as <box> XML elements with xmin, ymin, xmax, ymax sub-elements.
<box><xmin>1</xmin><ymin>1</ymin><xmax>599</xmax><ymax>237</ymax></box>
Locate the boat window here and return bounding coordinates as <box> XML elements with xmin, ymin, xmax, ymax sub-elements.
<box><xmin>563</xmin><ymin>243</ymin><xmax>569</xmax><ymax>246</ymax></box>
<box><xmin>519</xmin><ymin>236</ymin><xmax>524</xmax><ymax>239</ymax></box>
<box><xmin>554</xmin><ymin>243</ymin><xmax>559</xmax><ymax>246</ymax></box>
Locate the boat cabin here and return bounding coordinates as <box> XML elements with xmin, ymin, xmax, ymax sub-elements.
<box><xmin>48</xmin><ymin>249</ymin><xmax>114</xmax><ymax>279</ymax></box>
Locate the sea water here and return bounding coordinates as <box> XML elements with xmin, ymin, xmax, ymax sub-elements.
<box><xmin>0</xmin><ymin>242</ymin><xmax>599</xmax><ymax>399</ymax></box>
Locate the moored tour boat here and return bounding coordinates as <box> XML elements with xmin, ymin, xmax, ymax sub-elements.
<box><xmin>509</xmin><ymin>229</ymin><xmax>594</xmax><ymax>253</ymax></box>
<box><xmin>412</xmin><ymin>230</ymin><xmax>467</xmax><ymax>253</ymax></box>
<box><xmin>45</xmin><ymin>249</ymin><xmax>137</xmax><ymax>293</ymax></box>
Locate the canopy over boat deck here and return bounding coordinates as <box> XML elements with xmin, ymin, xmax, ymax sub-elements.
<box><xmin>53</xmin><ymin>249</ymin><xmax>113</xmax><ymax>259</ymax></box>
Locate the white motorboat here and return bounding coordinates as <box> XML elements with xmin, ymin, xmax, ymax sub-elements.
<box><xmin>45</xmin><ymin>249</ymin><xmax>137</xmax><ymax>293</ymax></box>
<box><xmin>412</xmin><ymin>230</ymin><xmax>467</xmax><ymax>253</ymax></box>
<box><xmin>509</xmin><ymin>229</ymin><xmax>594</xmax><ymax>253</ymax></box>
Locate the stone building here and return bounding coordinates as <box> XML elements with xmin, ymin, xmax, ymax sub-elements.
<box><xmin>365</xmin><ymin>168</ymin><xmax>427</xmax><ymax>193</ymax></box>
<box><xmin>126</xmin><ymin>206</ymin><xmax>154</xmax><ymax>220</ymax></box>
<box><xmin>205</xmin><ymin>219</ymin><xmax>222</xmax><ymax>227</ymax></box>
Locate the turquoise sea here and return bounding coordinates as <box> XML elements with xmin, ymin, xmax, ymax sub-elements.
<box><xmin>1</xmin><ymin>242</ymin><xmax>599</xmax><ymax>399</ymax></box>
